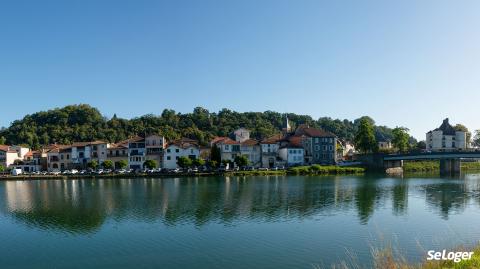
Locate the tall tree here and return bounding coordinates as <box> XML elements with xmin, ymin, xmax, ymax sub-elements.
<box><xmin>392</xmin><ymin>127</ymin><xmax>410</xmax><ymax>153</ymax></box>
<box><xmin>454</xmin><ymin>124</ymin><xmax>471</xmax><ymax>145</ymax></box>
<box><xmin>472</xmin><ymin>130</ymin><xmax>480</xmax><ymax>148</ymax></box>
<box><xmin>354</xmin><ymin>118</ymin><xmax>377</xmax><ymax>153</ymax></box>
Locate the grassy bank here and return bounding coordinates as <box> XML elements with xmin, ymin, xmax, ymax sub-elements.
<box><xmin>287</xmin><ymin>165</ymin><xmax>365</xmax><ymax>175</ymax></box>
<box><xmin>373</xmin><ymin>246</ymin><xmax>480</xmax><ymax>269</ymax></box>
<box><xmin>403</xmin><ymin>161</ymin><xmax>480</xmax><ymax>173</ymax></box>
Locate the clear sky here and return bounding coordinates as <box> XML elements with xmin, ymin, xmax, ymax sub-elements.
<box><xmin>1</xmin><ymin>0</ymin><xmax>479</xmax><ymax>139</ymax></box>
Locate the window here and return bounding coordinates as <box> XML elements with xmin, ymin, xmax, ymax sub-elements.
<box><xmin>176</xmin><ymin>149</ymin><xmax>180</xmax><ymax>153</ymax></box>
<box><xmin>315</xmin><ymin>138</ymin><xmax>319</xmax><ymax>143</ymax></box>
<box><xmin>167</xmin><ymin>149</ymin><xmax>171</xmax><ymax>153</ymax></box>
<box><xmin>167</xmin><ymin>156</ymin><xmax>171</xmax><ymax>160</ymax></box>
<box><xmin>61</xmin><ymin>155</ymin><xmax>64</xmax><ymax>160</ymax></box>
<box><xmin>176</xmin><ymin>156</ymin><xmax>179</xmax><ymax>160</ymax></box>
<box><xmin>67</xmin><ymin>154</ymin><xmax>70</xmax><ymax>160</ymax></box>
<box><xmin>314</xmin><ymin>145</ymin><xmax>320</xmax><ymax>151</ymax></box>
<box><xmin>329</xmin><ymin>145</ymin><xmax>333</xmax><ymax>151</ymax></box>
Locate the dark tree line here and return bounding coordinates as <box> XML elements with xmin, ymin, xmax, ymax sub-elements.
<box><xmin>0</xmin><ymin>104</ymin><xmax>413</xmax><ymax>149</ymax></box>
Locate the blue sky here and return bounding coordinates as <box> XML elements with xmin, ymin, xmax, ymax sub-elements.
<box><xmin>1</xmin><ymin>0</ymin><xmax>479</xmax><ymax>139</ymax></box>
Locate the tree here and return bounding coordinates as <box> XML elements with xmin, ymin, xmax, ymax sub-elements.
<box><xmin>392</xmin><ymin>127</ymin><xmax>410</xmax><ymax>153</ymax></box>
<box><xmin>102</xmin><ymin>160</ymin><xmax>114</xmax><ymax>170</ymax></box>
<box><xmin>207</xmin><ymin>160</ymin><xmax>218</xmax><ymax>168</ymax></box>
<box><xmin>0</xmin><ymin>136</ymin><xmax>6</xmax><ymax>145</ymax></box>
<box><xmin>416</xmin><ymin>141</ymin><xmax>427</xmax><ymax>150</ymax></box>
<box><xmin>472</xmin><ymin>130</ymin><xmax>480</xmax><ymax>148</ymax></box>
<box><xmin>177</xmin><ymin>156</ymin><xmax>192</xmax><ymax>168</ymax></box>
<box><xmin>354</xmin><ymin>118</ymin><xmax>377</xmax><ymax>153</ymax></box>
<box><xmin>234</xmin><ymin>155</ymin><xmax>249</xmax><ymax>167</ymax></box>
<box><xmin>454</xmin><ymin>124</ymin><xmax>471</xmax><ymax>145</ymax></box>
<box><xmin>87</xmin><ymin>160</ymin><xmax>98</xmax><ymax>170</ymax></box>
<box><xmin>210</xmin><ymin>144</ymin><xmax>221</xmax><ymax>163</ymax></box>
<box><xmin>118</xmin><ymin>160</ymin><xmax>128</xmax><ymax>169</ymax></box>
<box><xmin>0</xmin><ymin>165</ymin><xmax>4</xmax><ymax>172</ymax></box>
<box><xmin>192</xmin><ymin>158</ymin><xmax>205</xmax><ymax>167</ymax></box>
<box><xmin>144</xmin><ymin>160</ymin><xmax>157</xmax><ymax>169</ymax></box>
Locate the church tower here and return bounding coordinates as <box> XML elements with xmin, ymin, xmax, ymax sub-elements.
<box><xmin>282</xmin><ymin>114</ymin><xmax>291</xmax><ymax>135</ymax></box>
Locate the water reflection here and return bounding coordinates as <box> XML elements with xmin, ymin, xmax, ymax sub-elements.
<box><xmin>0</xmin><ymin>175</ymin><xmax>478</xmax><ymax>233</ymax></box>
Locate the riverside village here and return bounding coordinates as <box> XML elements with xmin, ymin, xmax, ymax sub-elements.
<box><xmin>0</xmin><ymin>117</ymin><xmax>477</xmax><ymax>178</ymax></box>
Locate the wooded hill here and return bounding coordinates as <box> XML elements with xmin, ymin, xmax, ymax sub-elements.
<box><xmin>0</xmin><ymin>104</ymin><xmax>410</xmax><ymax>149</ymax></box>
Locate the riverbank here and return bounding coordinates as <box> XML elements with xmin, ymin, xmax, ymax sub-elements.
<box><xmin>0</xmin><ymin>165</ymin><xmax>365</xmax><ymax>180</ymax></box>
<box><xmin>403</xmin><ymin>161</ymin><xmax>480</xmax><ymax>173</ymax></box>
<box><xmin>372</xmin><ymin>245</ymin><xmax>480</xmax><ymax>269</ymax></box>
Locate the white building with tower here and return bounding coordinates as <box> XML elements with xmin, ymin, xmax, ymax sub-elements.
<box><xmin>426</xmin><ymin>118</ymin><xmax>466</xmax><ymax>151</ymax></box>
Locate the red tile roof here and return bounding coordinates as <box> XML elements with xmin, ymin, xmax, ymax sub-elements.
<box><xmin>261</xmin><ymin>134</ymin><xmax>283</xmax><ymax>144</ymax></box>
<box><xmin>296</xmin><ymin>127</ymin><xmax>336</xmax><ymax>137</ymax></box>
<box><xmin>241</xmin><ymin>139</ymin><xmax>259</xmax><ymax>146</ymax></box>
<box><xmin>0</xmin><ymin>145</ymin><xmax>9</xmax><ymax>152</ymax></box>
<box><xmin>167</xmin><ymin>138</ymin><xmax>199</xmax><ymax>149</ymax></box>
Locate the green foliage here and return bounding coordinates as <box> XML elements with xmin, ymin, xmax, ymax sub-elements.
<box><xmin>287</xmin><ymin>165</ymin><xmax>365</xmax><ymax>175</ymax></box>
<box><xmin>210</xmin><ymin>144</ymin><xmax>221</xmax><ymax>163</ymax></box>
<box><xmin>177</xmin><ymin>156</ymin><xmax>192</xmax><ymax>168</ymax></box>
<box><xmin>117</xmin><ymin>160</ymin><xmax>128</xmax><ymax>169</ymax></box>
<box><xmin>392</xmin><ymin>127</ymin><xmax>410</xmax><ymax>153</ymax></box>
<box><xmin>0</xmin><ymin>165</ymin><xmax>4</xmax><ymax>172</ymax></box>
<box><xmin>416</xmin><ymin>141</ymin><xmax>427</xmax><ymax>150</ymax></box>
<box><xmin>354</xmin><ymin>117</ymin><xmax>378</xmax><ymax>153</ymax></box>
<box><xmin>101</xmin><ymin>160</ymin><xmax>114</xmax><ymax>169</ymax></box>
<box><xmin>87</xmin><ymin>160</ymin><xmax>98</xmax><ymax>170</ymax></box>
<box><xmin>473</xmin><ymin>130</ymin><xmax>480</xmax><ymax>148</ymax></box>
<box><xmin>207</xmin><ymin>160</ymin><xmax>218</xmax><ymax>168</ymax></box>
<box><xmin>0</xmin><ymin>105</ymin><xmax>413</xmax><ymax>149</ymax></box>
<box><xmin>404</xmin><ymin>161</ymin><xmax>480</xmax><ymax>173</ymax></box>
<box><xmin>234</xmin><ymin>155</ymin><xmax>249</xmax><ymax>167</ymax></box>
<box><xmin>454</xmin><ymin>124</ymin><xmax>471</xmax><ymax>144</ymax></box>
<box><xmin>143</xmin><ymin>160</ymin><xmax>157</xmax><ymax>169</ymax></box>
<box><xmin>192</xmin><ymin>158</ymin><xmax>205</xmax><ymax>167</ymax></box>
<box><xmin>0</xmin><ymin>136</ymin><xmax>6</xmax><ymax>144</ymax></box>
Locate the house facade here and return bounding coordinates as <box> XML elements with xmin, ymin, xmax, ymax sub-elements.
<box><xmin>426</xmin><ymin>118</ymin><xmax>466</xmax><ymax>151</ymax></box>
<box><xmin>163</xmin><ymin>138</ymin><xmax>200</xmax><ymax>169</ymax></box>
<box><xmin>211</xmin><ymin>130</ymin><xmax>262</xmax><ymax>167</ymax></box>
<box><xmin>294</xmin><ymin>125</ymin><xmax>338</xmax><ymax>165</ymax></box>
<box><xmin>260</xmin><ymin>134</ymin><xmax>282</xmax><ymax>168</ymax></box>
<box><xmin>127</xmin><ymin>136</ymin><xmax>146</xmax><ymax>170</ymax></box>
<box><xmin>107</xmin><ymin>141</ymin><xmax>129</xmax><ymax>169</ymax></box>
<box><xmin>0</xmin><ymin>145</ymin><xmax>30</xmax><ymax>169</ymax></box>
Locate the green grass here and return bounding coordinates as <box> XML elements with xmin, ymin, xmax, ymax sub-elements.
<box><xmin>403</xmin><ymin>161</ymin><xmax>480</xmax><ymax>173</ymax></box>
<box><xmin>287</xmin><ymin>165</ymin><xmax>365</xmax><ymax>175</ymax></box>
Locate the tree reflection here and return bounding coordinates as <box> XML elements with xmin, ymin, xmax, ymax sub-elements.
<box><xmin>0</xmin><ymin>175</ymin><xmax>475</xmax><ymax>233</ymax></box>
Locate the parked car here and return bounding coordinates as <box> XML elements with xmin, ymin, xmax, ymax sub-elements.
<box><xmin>70</xmin><ymin>169</ymin><xmax>79</xmax><ymax>174</ymax></box>
<box><xmin>258</xmin><ymin>167</ymin><xmax>269</xmax><ymax>171</ymax></box>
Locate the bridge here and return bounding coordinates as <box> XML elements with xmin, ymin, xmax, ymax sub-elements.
<box><xmin>383</xmin><ymin>151</ymin><xmax>480</xmax><ymax>175</ymax></box>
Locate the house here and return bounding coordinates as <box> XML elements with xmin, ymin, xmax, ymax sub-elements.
<box><xmin>278</xmin><ymin>136</ymin><xmax>304</xmax><ymax>166</ymax></box>
<box><xmin>46</xmin><ymin>145</ymin><xmax>72</xmax><ymax>172</ymax></box>
<box><xmin>260</xmin><ymin>134</ymin><xmax>283</xmax><ymax>168</ymax></box>
<box><xmin>145</xmin><ymin>134</ymin><xmax>166</xmax><ymax>169</ymax></box>
<box><xmin>426</xmin><ymin>118</ymin><xmax>467</xmax><ymax>151</ymax></box>
<box><xmin>11</xmin><ymin>150</ymin><xmax>44</xmax><ymax>172</ymax></box>
<box><xmin>233</xmin><ymin>128</ymin><xmax>250</xmax><ymax>143</ymax></box>
<box><xmin>0</xmin><ymin>145</ymin><xmax>30</xmax><ymax>169</ymax></box>
<box><xmin>127</xmin><ymin>136</ymin><xmax>146</xmax><ymax>170</ymax></box>
<box><xmin>211</xmin><ymin>132</ymin><xmax>261</xmax><ymax>167</ymax></box>
<box><xmin>163</xmin><ymin>138</ymin><xmax>200</xmax><ymax>169</ymax></box>
<box><xmin>378</xmin><ymin>141</ymin><xmax>392</xmax><ymax>150</ymax></box>
<box><xmin>70</xmin><ymin>141</ymin><xmax>109</xmax><ymax>169</ymax></box>
<box><xmin>294</xmin><ymin>125</ymin><xmax>338</xmax><ymax>165</ymax></box>
<box><xmin>107</xmin><ymin>141</ymin><xmax>129</xmax><ymax>169</ymax></box>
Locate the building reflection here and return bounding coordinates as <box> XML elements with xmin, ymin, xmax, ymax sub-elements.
<box><xmin>0</xmin><ymin>175</ymin><xmax>477</xmax><ymax>233</ymax></box>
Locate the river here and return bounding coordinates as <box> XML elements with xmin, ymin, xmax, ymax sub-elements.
<box><xmin>1</xmin><ymin>174</ymin><xmax>480</xmax><ymax>268</ymax></box>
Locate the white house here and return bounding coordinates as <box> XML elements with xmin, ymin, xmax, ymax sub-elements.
<box><xmin>0</xmin><ymin>145</ymin><xmax>30</xmax><ymax>169</ymax></box>
<box><xmin>426</xmin><ymin>118</ymin><xmax>466</xmax><ymax>151</ymax></box>
<box><xmin>163</xmin><ymin>138</ymin><xmax>200</xmax><ymax>169</ymax></box>
<box><xmin>233</xmin><ymin>128</ymin><xmax>250</xmax><ymax>143</ymax></box>
<box><xmin>278</xmin><ymin>146</ymin><xmax>304</xmax><ymax>166</ymax></box>
<box><xmin>260</xmin><ymin>134</ymin><xmax>282</xmax><ymax>168</ymax></box>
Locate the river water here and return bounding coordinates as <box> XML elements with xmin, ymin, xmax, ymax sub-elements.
<box><xmin>1</xmin><ymin>174</ymin><xmax>480</xmax><ymax>269</ymax></box>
